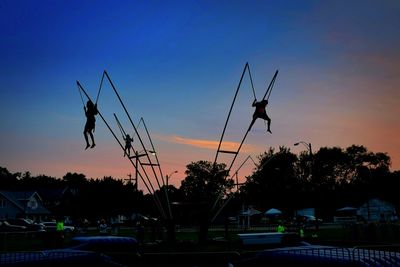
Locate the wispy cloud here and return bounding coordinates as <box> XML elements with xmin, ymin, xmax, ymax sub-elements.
<box><xmin>158</xmin><ymin>134</ymin><xmax>257</xmax><ymax>153</ymax></box>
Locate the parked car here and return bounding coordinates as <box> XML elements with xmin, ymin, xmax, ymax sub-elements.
<box><xmin>6</xmin><ymin>218</ymin><xmax>45</xmax><ymax>232</ymax></box>
<box><xmin>0</xmin><ymin>220</ymin><xmax>27</xmax><ymax>232</ymax></box>
<box><xmin>41</xmin><ymin>221</ymin><xmax>75</xmax><ymax>232</ymax></box>
<box><xmin>293</xmin><ymin>215</ymin><xmax>323</xmax><ymax>226</ymax></box>
<box><xmin>302</xmin><ymin>215</ymin><xmax>323</xmax><ymax>223</ymax></box>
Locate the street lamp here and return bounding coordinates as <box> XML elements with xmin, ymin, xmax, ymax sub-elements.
<box><xmin>294</xmin><ymin>140</ymin><xmax>313</xmax><ymax>181</ymax></box>
<box><xmin>294</xmin><ymin>141</ymin><xmax>313</xmax><ymax>181</ymax></box>
<box><xmin>294</xmin><ymin>140</ymin><xmax>320</xmax><ymax>232</ymax></box>
<box><xmin>166</xmin><ymin>170</ymin><xmax>178</xmax><ymax>187</ymax></box>
<box><xmin>294</xmin><ymin>141</ymin><xmax>312</xmax><ymax>155</ymax></box>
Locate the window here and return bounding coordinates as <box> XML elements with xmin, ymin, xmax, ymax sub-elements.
<box><xmin>27</xmin><ymin>198</ymin><xmax>38</xmax><ymax>209</ymax></box>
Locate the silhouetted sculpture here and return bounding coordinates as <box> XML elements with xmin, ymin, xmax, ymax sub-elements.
<box><xmin>252</xmin><ymin>99</ymin><xmax>271</xmax><ymax>133</ymax></box>
<box><xmin>124</xmin><ymin>134</ymin><xmax>134</xmax><ymax>157</ymax></box>
<box><xmin>83</xmin><ymin>100</ymin><xmax>98</xmax><ymax>149</ymax></box>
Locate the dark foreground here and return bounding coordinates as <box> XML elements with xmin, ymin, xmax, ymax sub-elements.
<box><xmin>2</xmin><ymin>233</ymin><xmax>400</xmax><ymax>267</ymax></box>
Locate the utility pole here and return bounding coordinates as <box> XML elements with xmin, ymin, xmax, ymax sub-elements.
<box><xmin>125</xmin><ymin>173</ymin><xmax>138</xmax><ymax>190</ymax></box>
<box><xmin>166</xmin><ymin>171</ymin><xmax>178</xmax><ymax>187</ymax></box>
<box><xmin>125</xmin><ymin>173</ymin><xmax>132</xmax><ymax>184</ymax></box>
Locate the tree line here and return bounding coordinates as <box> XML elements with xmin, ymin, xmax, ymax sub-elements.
<box><xmin>1</xmin><ymin>144</ymin><xmax>399</xmax><ymax>224</ymax></box>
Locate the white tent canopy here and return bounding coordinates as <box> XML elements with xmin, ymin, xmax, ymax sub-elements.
<box><xmin>240</xmin><ymin>207</ymin><xmax>262</xmax><ymax>216</ymax></box>
<box><xmin>265</xmin><ymin>208</ymin><xmax>282</xmax><ymax>216</ymax></box>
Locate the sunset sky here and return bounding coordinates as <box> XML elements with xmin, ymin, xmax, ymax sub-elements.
<box><xmin>1</xmin><ymin>0</ymin><xmax>399</xmax><ymax>192</ymax></box>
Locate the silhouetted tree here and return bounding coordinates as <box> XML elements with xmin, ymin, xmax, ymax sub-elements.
<box><xmin>180</xmin><ymin>160</ymin><xmax>232</xmax><ymax>243</ymax></box>
<box><xmin>240</xmin><ymin>145</ymin><xmax>395</xmax><ymax>221</ymax></box>
<box><xmin>0</xmin><ymin>142</ymin><xmax>397</xmax><ymax>228</ymax></box>
<box><xmin>241</xmin><ymin>146</ymin><xmax>300</xmax><ymax>213</ymax></box>
<box><xmin>0</xmin><ymin>167</ymin><xmax>18</xmax><ymax>189</ymax></box>
<box><xmin>63</xmin><ymin>172</ymin><xmax>87</xmax><ymax>187</ymax></box>
<box><xmin>181</xmin><ymin>160</ymin><xmax>232</xmax><ymax>202</ymax></box>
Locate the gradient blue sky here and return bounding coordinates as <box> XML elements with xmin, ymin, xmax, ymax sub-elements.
<box><xmin>1</xmin><ymin>0</ymin><xmax>399</xmax><ymax>191</ymax></box>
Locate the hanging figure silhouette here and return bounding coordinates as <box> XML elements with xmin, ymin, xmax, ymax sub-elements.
<box><xmin>83</xmin><ymin>100</ymin><xmax>98</xmax><ymax>149</ymax></box>
<box><xmin>123</xmin><ymin>134</ymin><xmax>134</xmax><ymax>157</ymax></box>
<box><xmin>252</xmin><ymin>98</ymin><xmax>272</xmax><ymax>134</ymax></box>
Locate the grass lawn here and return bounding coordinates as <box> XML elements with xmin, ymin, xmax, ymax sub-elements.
<box><xmin>2</xmin><ymin>223</ymin><xmax>400</xmax><ymax>252</ymax></box>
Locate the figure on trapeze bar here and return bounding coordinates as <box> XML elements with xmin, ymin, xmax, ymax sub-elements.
<box><xmin>252</xmin><ymin>98</ymin><xmax>272</xmax><ymax>134</ymax></box>
<box><xmin>83</xmin><ymin>100</ymin><xmax>98</xmax><ymax>149</ymax></box>
<box><xmin>123</xmin><ymin>134</ymin><xmax>134</xmax><ymax>157</ymax></box>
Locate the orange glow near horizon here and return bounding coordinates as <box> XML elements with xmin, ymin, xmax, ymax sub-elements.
<box><xmin>169</xmin><ymin>135</ymin><xmax>257</xmax><ymax>153</ymax></box>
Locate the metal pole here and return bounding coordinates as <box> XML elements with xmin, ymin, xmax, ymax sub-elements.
<box><xmin>102</xmin><ymin>71</ymin><xmax>167</xmax><ymax>219</ymax></box>
<box><xmin>136</xmin><ymin>152</ymin><xmax>139</xmax><ymax>185</ymax></box>
<box><xmin>104</xmin><ymin>72</ymin><xmax>162</xmax><ymax>188</ymax></box>
<box><xmin>262</xmin><ymin>70</ymin><xmax>278</xmax><ymax>101</ymax></box>
<box><xmin>214</xmin><ymin>63</ymin><xmax>249</xmax><ymax>164</ymax></box>
<box><xmin>77</xmin><ymin>81</ymin><xmax>165</xmax><ymax>218</ymax></box>
<box><xmin>141</xmin><ymin>117</ymin><xmax>173</xmax><ymax>219</ymax></box>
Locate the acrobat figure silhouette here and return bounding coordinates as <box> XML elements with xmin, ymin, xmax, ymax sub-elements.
<box><xmin>252</xmin><ymin>99</ymin><xmax>272</xmax><ymax>134</ymax></box>
<box><xmin>83</xmin><ymin>100</ymin><xmax>98</xmax><ymax>149</ymax></box>
<box><xmin>123</xmin><ymin>134</ymin><xmax>134</xmax><ymax>157</ymax></box>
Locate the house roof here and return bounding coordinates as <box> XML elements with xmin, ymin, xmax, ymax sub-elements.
<box><xmin>0</xmin><ymin>190</ymin><xmax>50</xmax><ymax>215</ymax></box>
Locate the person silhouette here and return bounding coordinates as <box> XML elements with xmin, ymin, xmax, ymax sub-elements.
<box><xmin>252</xmin><ymin>99</ymin><xmax>272</xmax><ymax>133</ymax></box>
<box><xmin>123</xmin><ymin>134</ymin><xmax>134</xmax><ymax>157</ymax></box>
<box><xmin>83</xmin><ymin>100</ymin><xmax>98</xmax><ymax>149</ymax></box>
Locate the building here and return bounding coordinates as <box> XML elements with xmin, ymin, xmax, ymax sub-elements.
<box><xmin>358</xmin><ymin>198</ymin><xmax>396</xmax><ymax>222</ymax></box>
<box><xmin>0</xmin><ymin>191</ymin><xmax>50</xmax><ymax>220</ymax></box>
